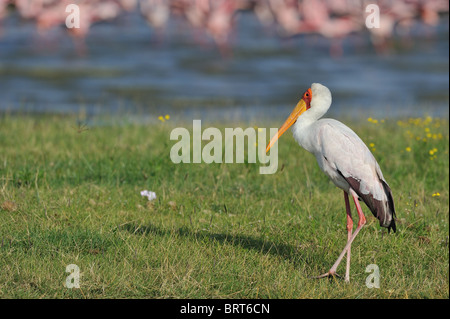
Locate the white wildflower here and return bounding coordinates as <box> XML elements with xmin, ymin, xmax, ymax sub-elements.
<box><xmin>140</xmin><ymin>190</ymin><xmax>157</xmax><ymax>201</ymax></box>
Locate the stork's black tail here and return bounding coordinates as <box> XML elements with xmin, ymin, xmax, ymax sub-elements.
<box><xmin>356</xmin><ymin>179</ymin><xmax>396</xmax><ymax>233</ymax></box>
<box><xmin>338</xmin><ymin>170</ymin><xmax>396</xmax><ymax>233</ymax></box>
<box><xmin>381</xmin><ymin>180</ymin><xmax>396</xmax><ymax>233</ymax></box>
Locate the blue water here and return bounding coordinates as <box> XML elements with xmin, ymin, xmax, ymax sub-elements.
<box><xmin>0</xmin><ymin>11</ymin><xmax>448</xmax><ymax>123</ymax></box>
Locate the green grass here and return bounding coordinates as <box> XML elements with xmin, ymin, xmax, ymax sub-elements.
<box><xmin>0</xmin><ymin>114</ymin><xmax>448</xmax><ymax>298</ymax></box>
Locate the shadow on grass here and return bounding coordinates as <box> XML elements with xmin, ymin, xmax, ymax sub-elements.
<box><xmin>119</xmin><ymin>222</ymin><xmax>315</xmax><ymax>268</ymax></box>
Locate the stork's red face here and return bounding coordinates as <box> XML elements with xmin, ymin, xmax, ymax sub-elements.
<box><xmin>303</xmin><ymin>88</ymin><xmax>312</xmax><ymax>109</ymax></box>
<box><xmin>266</xmin><ymin>88</ymin><xmax>312</xmax><ymax>152</ymax></box>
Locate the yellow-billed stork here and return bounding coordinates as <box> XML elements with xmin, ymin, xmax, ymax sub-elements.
<box><xmin>266</xmin><ymin>83</ymin><xmax>396</xmax><ymax>282</ymax></box>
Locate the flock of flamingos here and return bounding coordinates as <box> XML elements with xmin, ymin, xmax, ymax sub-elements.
<box><xmin>0</xmin><ymin>0</ymin><xmax>448</xmax><ymax>54</ymax></box>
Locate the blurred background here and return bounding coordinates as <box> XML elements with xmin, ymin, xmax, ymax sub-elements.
<box><xmin>0</xmin><ymin>0</ymin><xmax>448</xmax><ymax>123</ymax></box>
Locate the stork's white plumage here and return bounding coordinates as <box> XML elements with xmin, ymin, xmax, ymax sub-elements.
<box><xmin>266</xmin><ymin>83</ymin><xmax>396</xmax><ymax>282</ymax></box>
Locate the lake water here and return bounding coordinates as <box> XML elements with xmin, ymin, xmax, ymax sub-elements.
<box><xmin>0</xmin><ymin>11</ymin><xmax>448</xmax><ymax>123</ymax></box>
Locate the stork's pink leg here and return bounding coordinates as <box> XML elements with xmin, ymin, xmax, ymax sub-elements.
<box><xmin>344</xmin><ymin>191</ymin><xmax>353</xmax><ymax>282</ymax></box>
<box><xmin>315</xmin><ymin>189</ymin><xmax>366</xmax><ymax>281</ymax></box>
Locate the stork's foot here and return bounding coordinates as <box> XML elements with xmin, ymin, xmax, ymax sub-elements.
<box><xmin>312</xmin><ymin>271</ymin><xmax>342</xmax><ymax>280</ymax></box>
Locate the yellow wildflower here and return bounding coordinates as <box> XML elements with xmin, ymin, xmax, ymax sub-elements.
<box><xmin>158</xmin><ymin>116</ymin><xmax>165</xmax><ymax>122</ymax></box>
<box><xmin>432</xmin><ymin>192</ymin><xmax>440</xmax><ymax>197</ymax></box>
<box><xmin>429</xmin><ymin>148</ymin><xmax>438</xmax><ymax>155</ymax></box>
<box><xmin>405</xmin><ymin>147</ymin><xmax>411</xmax><ymax>152</ymax></box>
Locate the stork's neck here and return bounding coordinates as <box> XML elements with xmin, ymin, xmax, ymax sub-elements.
<box><xmin>298</xmin><ymin>105</ymin><xmax>327</xmax><ymax>127</ymax></box>
<box><xmin>300</xmin><ymin>85</ymin><xmax>332</xmax><ymax>125</ymax></box>
<box><xmin>292</xmin><ymin>98</ymin><xmax>330</xmax><ymax>153</ymax></box>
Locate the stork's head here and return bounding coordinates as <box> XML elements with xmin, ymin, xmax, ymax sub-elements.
<box><xmin>266</xmin><ymin>83</ymin><xmax>332</xmax><ymax>153</ymax></box>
